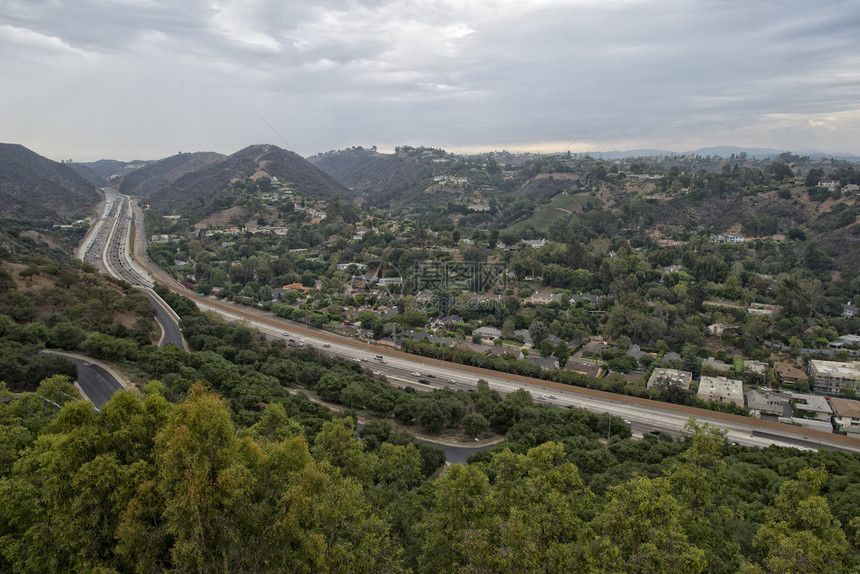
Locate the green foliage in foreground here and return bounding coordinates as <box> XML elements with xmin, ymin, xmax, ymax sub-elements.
<box><xmin>0</xmin><ymin>379</ymin><xmax>857</xmax><ymax>573</ymax></box>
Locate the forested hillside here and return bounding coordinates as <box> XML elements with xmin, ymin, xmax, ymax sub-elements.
<box><xmin>0</xmin><ymin>144</ymin><xmax>100</xmax><ymax>220</ymax></box>
<box><xmin>140</xmin><ymin>144</ymin><xmax>355</xmax><ymax>218</ymax></box>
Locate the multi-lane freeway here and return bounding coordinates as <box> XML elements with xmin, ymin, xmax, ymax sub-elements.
<box><xmin>77</xmin><ymin>189</ymin><xmax>186</xmax><ymax>349</ymax></box>
<box><xmin>80</xmin><ymin>191</ymin><xmax>860</xmax><ymax>454</ymax></box>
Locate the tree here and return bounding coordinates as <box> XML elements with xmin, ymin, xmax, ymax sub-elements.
<box><xmin>529</xmin><ymin>320</ymin><xmax>549</xmax><ymax>346</ymax></box>
<box><xmin>461</xmin><ymin>413</ymin><xmax>489</xmax><ymax>437</ymax></box>
<box><xmin>590</xmin><ymin>475</ymin><xmax>706</xmax><ymax>573</ymax></box>
<box><xmin>554</xmin><ymin>341</ymin><xmax>570</xmax><ymax>368</ymax></box>
<box><xmin>539</xmin><ymin>338</ymin><xmax>555</xmax><ymax>358</ymax></box>
<box><xmin>750</xmin><ymin>468</ymin><xmax>848</xmax><ymax>573</ymax></box>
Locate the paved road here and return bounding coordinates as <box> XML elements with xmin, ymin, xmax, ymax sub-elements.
<box><xmin>141</xmin><ymin>290</ymin><xmax>186</xmax><ymax>348</ymax></box>
<box><xmin>76</xmin><ymin>191</ymin><xmax>187</xmax><ymax>351</ymax></box>
<box><xmin>57</xmin><ymin>354</ymin><xmax>124</xmax><ymax>409</ymax></box>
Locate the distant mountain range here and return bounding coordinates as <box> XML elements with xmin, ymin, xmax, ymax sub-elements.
<box><xmin>0</xmin><ymin>143</ymin><xmax>100</xmax><ymax>220</ymax></box>
<box><xmin>583</xmin><ymin>146</ymin><xmax>860</xmax><ymax>162</ymax></box>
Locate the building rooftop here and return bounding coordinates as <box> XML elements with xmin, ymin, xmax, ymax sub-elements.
<box><xmin>828</xmin><ymin>397</ymin><xmax>860</xmax><ymax>419</ymax></box>
<box><xmin>792</xmin><ymin>393</ymin><xmax>833</xmax><ymax>415</ymax></box>
<box><xmin>647</xmin><ymin>368</ymin><xmax>693</xmax><ymax>390</ymax></box>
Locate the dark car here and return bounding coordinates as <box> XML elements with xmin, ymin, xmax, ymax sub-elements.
<box><xmin>418</xmin><ymin>379</ymin><xmax>430</xmax><ymax>384</ymax></box>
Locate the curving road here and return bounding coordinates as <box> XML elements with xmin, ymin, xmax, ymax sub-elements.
<box><xmin>44</xmin><ymin>351</ymin><xmax>126</xmax><ymax>409</ymax></box>
<box><xmin>87</xmin><ymin>192</ymin><xmax>860</xmax><ymax>455</ymax></box>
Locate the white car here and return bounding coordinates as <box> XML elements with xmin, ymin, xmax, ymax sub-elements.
<box><xmin>411</xmin><ymin>372</ymin><xmax>421</xmax><ymax>377</ymax></box>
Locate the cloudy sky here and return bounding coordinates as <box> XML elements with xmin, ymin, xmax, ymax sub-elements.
<box><xmin>3</xmin><ymin>0</ymin><xmax>860</xmax><ymax>161</ymax></box>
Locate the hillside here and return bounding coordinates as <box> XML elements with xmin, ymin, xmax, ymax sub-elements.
<box><xmin>118</xmin><ymin>151</ymin><xmax>224</xmax><ymax>197</ymax></box>
<box><xmin>69</xmin><ymin>159</ymin><xmax>153</xmax><ymax>186</ymax></box>
<box><xmin>142</xmin><ymin>144</ymin><xmax>355</xmax><ymax>215</ymax></box>
<box><xmin>308</xmin><ymin>146</ymin><xmax>434</xmax><ymax>199</ymax></box>
<box><xmin>0</xmin><ymin>143</ymin><xmax>100</xmax><ymax>220</ymax></box>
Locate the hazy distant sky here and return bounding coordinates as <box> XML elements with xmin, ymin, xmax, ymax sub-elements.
<box><xmin>2</xmin><ymin>0</ymin><xmax>860</xmax><ymax>161</ymax></box>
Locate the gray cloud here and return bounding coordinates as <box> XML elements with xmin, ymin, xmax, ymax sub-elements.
<box><xmin>2</xmin><ymin>0</ymin><xmax>859</xmax><ymax>160</ymax></box>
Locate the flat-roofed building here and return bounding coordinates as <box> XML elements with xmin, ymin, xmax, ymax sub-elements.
<box><xmin>808</xmin><ymin>360</ymin><xmax>860</xmax><ymax>395</ymax></box>
<box><xmin>791</xmin><ymin>393</ymin><xmax>833</xmax><ymax>422</ymax></box>
<box><xmin>746</xmin><ymin>389</ymin><xmax>791</xmax><ymax>418</ymax></box>
<box><xmin>647</xmin><ymin>368</ymin><xmax>693</xmax><ymax>391</ymax></box>
<box><xmin>697</xmin><ymin>375</ymin><xmax>744</xmax><ymax>408</ymax></box>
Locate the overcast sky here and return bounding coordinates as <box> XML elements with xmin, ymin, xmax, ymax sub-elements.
<box><xmin>3</xmin><ymin>0</ymin><xmax>860</xmax><ymax>161</ymax></box>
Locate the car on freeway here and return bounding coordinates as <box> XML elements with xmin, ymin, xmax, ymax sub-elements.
<box><xmin>426</xmin><ymin>374</ymin><xmax>435</xmax><ymax>378</ymax></box>
<box><xmin>548</xmin><ymin>394</ymin><xmax>557</xmax><ymax>399</ymax></box>
<box><xmin>282</xmin><ymin>331</ymin><xmax>290</xmax><ymax>336</ymax></box>
<box><xmin>447</xmin><ymin>379</ymin><xmax>456</xmax><ymax>384</ymax></box>
<box><xmin>537</xmin><ymin>395</ymin><xmax>547</xmax><ymax>400</ymax></box>
<box><xmin>418</xmin><ymin>379</ymin><xmax>430</xmax><ymax>384</ymax></box>
<box><xmin>323</xmin><ymin>343</ymin><xmax>331</xmax><ymax>348</ymax></box>
<box><xmin>411</xmin><ymin>372</ymin><xmax>421</xmax><ymax>377</ymax></box>
<box><xmin>623</xmin><ymin>419</ymin><xmax>631</xmax><ymax>425</ymax></box>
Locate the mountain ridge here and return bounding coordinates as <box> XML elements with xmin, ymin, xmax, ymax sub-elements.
<box><xmin>0</xmin><ymin>143</ymin><xmax>100</xmax><ymax>220</ymax></box>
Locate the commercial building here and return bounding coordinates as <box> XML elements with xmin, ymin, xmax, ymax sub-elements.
<box><xmin>808</xmin><ymin>360</ymin><xmax>860</xmax><ymax>395</ymax></box>
<box><xmin>647</xmin><ymin>368</ymin><xmax>693</xmax><ymax>391</ymax></box>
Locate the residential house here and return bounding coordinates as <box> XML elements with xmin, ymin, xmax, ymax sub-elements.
<box><xmin>569</xmin><ymin>293</ymin><xmax>600</xmax><ymax>306</ymax></box>
<box><xmin>429</xmin><ymin>315</ymin><xmax>462</xmax><ymax>329</ymax></box>
<box><xmin>703</xmin><ymin>357</ymin><xmax>734</xmax><ymax>376</ymax></box>
<box><xmin>626</xmin><ymin>344</ymin><xmax>647</xmax><ymax>360</ymax></box>
<box><xmin>843</xmin><ymin>303</ymin><xmax>858</xmax><ymax>317</ymax></box>
<box><xmin>748</xmin><ymin>302</ymin><xmax>776</xmax><ymax>316</ymax></box>
<box><xmin>697</xmin><ymin>376</ymin><xmax>745</xmax><ymax>408</ymax></box>
<box><xmin>791</xmin><ymin>393</ymin><xmax>833</xmax><ymax>422</ymax></box>
<box><xmin>565</xmin><ymin>361</ymin><xmax>602</xmax><ymax>378</ymax></box>
<box><xmin>743</xmin><ymin>360</ymin><xmax>769</xmax><ymax>376</ymax></box>
<box><xmin>711</xmin><ymin>233</ymin><xmax>745</xmax><ymax>243</ymax></box>
<box><xmin>473</xmin><ymin>326</ymin><xmax>502</xmax><ymax>341</ymax></box>
<box><xmin>828</xmin><ymin>397</ymin><xmax>860</xmax><ymax>434</ymax></box>
<box><xmin>774</xmin><ymin>362</ymin><xmax>806</xmax><ymax>387</ymax></box>
<box><xmin>283</xmin><ymin>282</ymin><xmax>313</xmax><ymax>295</ymax></box>
<box><xmin>524</xmin><ymin>355</ymin><xmax>560</xmax><ymax>371</ymax></box>
<box><xmin>708</xmin><ymin>323</ymin><xmax>728</xmax><ymax>337</ymax></box>
<box><xmin>745</xmin><ymin>390</ymin><xmax>791</xmax><ymax>418</ymax></box>
<box><xmin>522</xmin><ymin>239</ymin><xmax>549</xmax><ymax>248</ymax></box>
<box><xmin>525</xmin><ymin>292</ymin><xmax>563</xmax><ymax>305</ymax></box>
